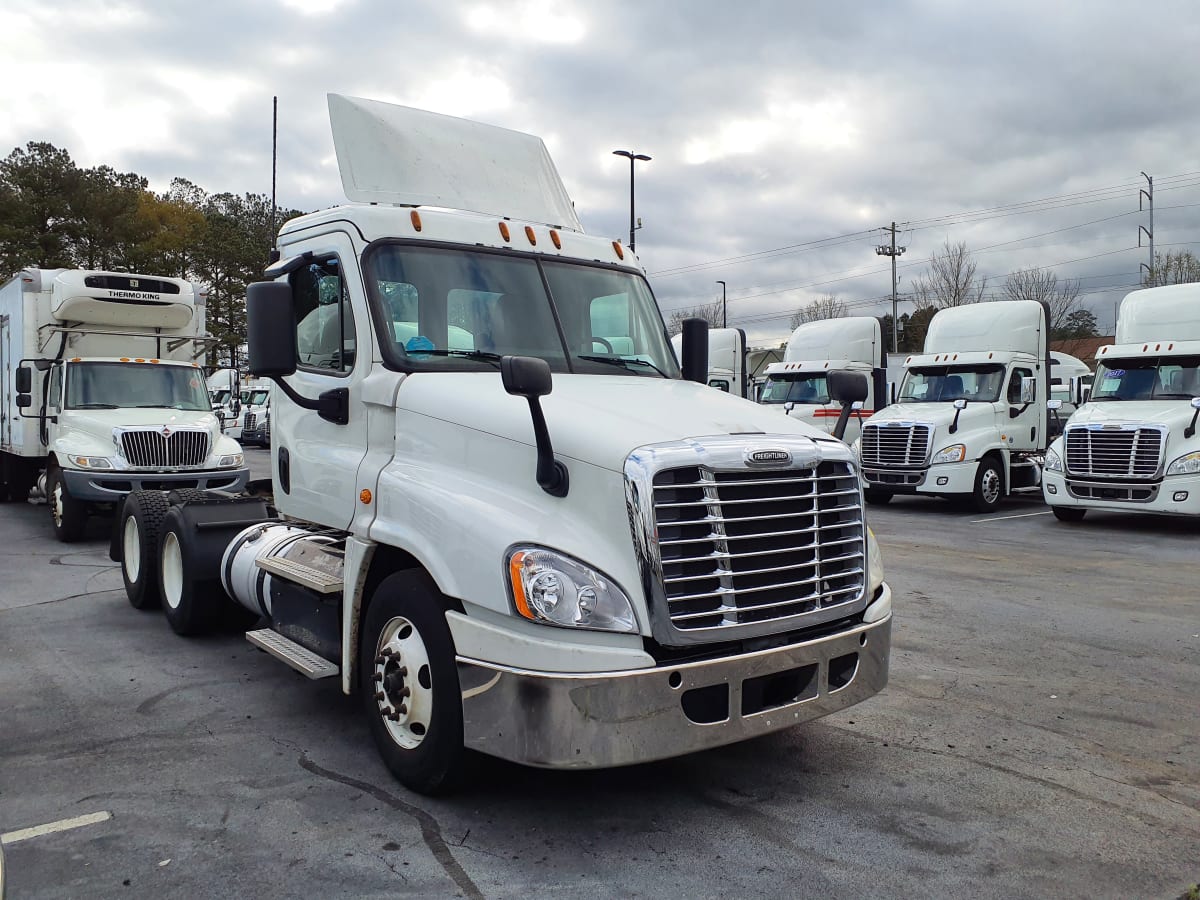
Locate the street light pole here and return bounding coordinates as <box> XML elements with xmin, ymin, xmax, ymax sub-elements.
<box><xmin>717</xmin><ymin>280</ymin><xmax>727</xmax><ymax>328</ymax></box>
<box><xmin>612</xmin><ymin>150</ymin><xmax>651</xmax><ymax>251</ymax></box>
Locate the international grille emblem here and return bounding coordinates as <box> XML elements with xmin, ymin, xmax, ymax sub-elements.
<box><xmin>160</xmin><ymin>426</ymin><xmax>172</xmax><ymax>438</ymax></box>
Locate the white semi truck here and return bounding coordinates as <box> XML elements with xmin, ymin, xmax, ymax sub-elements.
<box><xmin>759</xmin><ymin>316</ymin><xmax>887</xmax><ymax>443</ymax></box>
<box><xmin>0</xmin><ymin>268</ymin><xmax>249</xmax><ymax>541</ymax></box>
<box><xmin>115</xmin><ymin>95</ymin><xmax>893</xmax><ymax>794</ymax></box>
<box><xmin>856</xmin><ymin>299</ymin><xmax>1050</xmax><ymax>511</ymax></box>
<box><xmin>1043</xmin><ymin>283</ymin><xmax>1200</xmax><ymax>521</ymax></box>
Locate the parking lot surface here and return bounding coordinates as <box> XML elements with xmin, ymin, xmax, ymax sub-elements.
<box><xmin>1</xmin><ymin>452</ymin><xmax>1197</xmax><ymax>899</ymax></box>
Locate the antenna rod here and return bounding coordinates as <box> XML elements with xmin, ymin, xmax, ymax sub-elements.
<box><xmin>271</xmin><ymin>96</ymin><xmax>278</xmax><ymax>237</ymax></box>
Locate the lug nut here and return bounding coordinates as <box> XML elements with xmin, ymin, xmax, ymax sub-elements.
<box><xmin>397</xmin><ymin>666</ymin><xmax>408</xmax><ymax>677</ymax></box>
<box><xmin>372</xmin><ymin>672</ymin><xmax>383</xmax><ymax>683</ymax></box>
<box><xmin>399</xmin><ymin>687</ymin><xmax>411</xmax><ymax>698</ymax></box>
<box><xmin>387</xmin><ymin>711</ymin><xmax>400</xmax><ymax>721</ymax></box>
<box><xmin>374</xmin><ymin>691</ymin><xmax>386</xmax><ymax>702</ymax></box>
<box><xmin>397</xmin><ymin>704</ymin><xmax>407</xmax><ymax>715</ymax></box>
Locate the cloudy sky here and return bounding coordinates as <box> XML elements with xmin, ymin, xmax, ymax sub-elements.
<box><xmin>4</xmin><ymin>0</ymin><xmax>1199</xmax><ymax>344</ymax></box>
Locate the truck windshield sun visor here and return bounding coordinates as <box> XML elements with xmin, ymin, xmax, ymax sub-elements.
<box><xmin>361</xmin><ymin>242</ymin><xmax>681</xmax><ymax>378</ymax></box>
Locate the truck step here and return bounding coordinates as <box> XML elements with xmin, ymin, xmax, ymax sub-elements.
<box><xmin>256</xmin><ymin>555</ymin><xmax>343</xmax><ymax>594</ymax></box>
<box><xmin>1010</xmin><ymin>485</ymin><xmax>1043</xmax><ymax>494</ymax></box>
<box><xmin>246</xmin><ymin>628</ymin><xmax>339</xmax><ymax>679</ymax></box>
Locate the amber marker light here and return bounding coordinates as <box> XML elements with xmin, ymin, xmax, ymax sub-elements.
<box><xmin>498</xmin><ymin>221</ymin><xmax>511</xmax><ymax>242</ymax></box>
<box><xmin>525</xmin><ymin>226</ymin><xmax>537</xmax><ymax>245</ymax></box>
<box><xmin>359</xmin><ymin>489</ymin><xmax>372</xmax><ymax>504</ymax></box>
<box><xmin>71</xmin><ymin>357</ymin><xmax>82</xmax><ymax>362</ymax></box>
<box><xmin>612</xmin><ymin>241</ymin><xmax>624</xmax><ymax>260</ymax></box>
<box><xmin>410</xmin><ymin>210</ymin><xmax>422</xmax><ymax>232</ymax></box>
<box><xmin>550</xmin><ymin>230</ymin><xmax>562</xmax><ymax>249</ymax></box>
<box><xmin>135</xmin><ymin>358</ymin><xmax>145</xmax><ymax>363</ymax></box>
<box><xmin>120</xmin><ymin>357</ymin><xmax>130</xmax><ymax>362</ymax></box>
<box><xmin>509</xmin><ymin>551</ymin><xmax>533</xmax><ymax>619</ymax></box>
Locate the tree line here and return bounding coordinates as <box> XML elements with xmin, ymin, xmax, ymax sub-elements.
<box><xmin>0</xmin><ymin>141</ymin><xmax>306</xmax><ymax>367</ymax></box>
<box><xmin>671</xmin><ymin>238</ymin><xmax>1200</xmax><ymax>354</ymax></box>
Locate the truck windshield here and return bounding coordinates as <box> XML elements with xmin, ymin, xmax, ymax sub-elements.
<box><xmin>66</xmin><ymin>362</ymin><xmax>212</xmax><ymax>411</ymax></box>
<box><xmin>899</xmin><ymin>364</ymin><xmax>1005</xmax><ymax>402</ymax></box>
<box><xmin>364</xmin><ymin>245</ymin><xmax>680</xmax><ymax>377</ymax></box>
<box><xmin>1092</xmin><ymin>356</ymin><xmax>1200</xmax><ymax>400</ymax></box>
<box><xmin>760</xmin><ymin>372</ymin><xmax>830</xmax><ymax>404</ymax></box>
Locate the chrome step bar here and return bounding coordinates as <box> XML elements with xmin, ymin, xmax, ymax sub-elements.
<box><xmin>246</xmin><ymin>628</ymin><xmax>339</xmax><ymax>679</ymax></box>
<box><xmin>256</xmin><ymin>555</ymin><xmax>343</xmax><ymax>594</ymax></box>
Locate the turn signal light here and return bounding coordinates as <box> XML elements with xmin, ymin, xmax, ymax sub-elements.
<box><xmin>359</xmin><ymin>489</ymin><xmax>372</xmax><ymax>505</ymax></box>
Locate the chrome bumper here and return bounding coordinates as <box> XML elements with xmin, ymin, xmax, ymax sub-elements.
<box><xmin>457</xmin><ymin>604</ymin><xmax>891</xmax><ymax>769</ymax></box>
<box><xmin>61</xmin><ymin>466</ymin><xmax>250</xmax><ymax>502</ymax></box>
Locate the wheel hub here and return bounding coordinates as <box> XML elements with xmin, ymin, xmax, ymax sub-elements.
<box><xmin>373</xmin><ymin>616</ymin><xmax>433</xmax><ymax>749</ymax></box>
<box><xmin>982</xmin><ymin>469</ymin><xmax>1001</xmax><ymax>504</ymax></box>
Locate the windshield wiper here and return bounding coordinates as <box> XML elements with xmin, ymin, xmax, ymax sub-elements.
<box><xmin>72</xmin><ymin>403</ymin><xmax>119</xmax><ymax>409</ymax></box>
<box><xmin>1152</xmin><ymin>392</ymin><xmax>1194</xmax><ymax>399</ymax></box>
<box><xmin>410</xmin><ymin>349</ymin><xmax>503</xmax><ymax>368</ymax></box>
<box><xmin>135</xmin><ymin>404</ymin><xmax>177</xmax><ymax>408</ymax></box>
<box><xmin>576</xmin><ymin>354</ymin><xmax>669</xmax><ymax>378</ymax></box>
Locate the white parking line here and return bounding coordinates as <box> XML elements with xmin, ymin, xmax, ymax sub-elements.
<box><xmin>971</xmin><ymin>510</ymin><xmax>1053</xmax><ymax>524</ymax></box>
<box><xmin>1</xmin><ymin>811</ymin><xmax>111</xmax><ymax>845</ymax></box>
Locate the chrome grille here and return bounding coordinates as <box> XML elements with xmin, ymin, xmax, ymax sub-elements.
<box><xmin>119</xmin><ymin>429</ymin><xmax>210</xmax><ymax>468</ymax></box>
<box><xmin>1064</xmin><ymin>425</ymin><xmax>1164</xmax><ymax>479</ymax></box>
<box><xmin>243</xmin><ymin>413</ymin><xmax>257</xmax><ymax>432</ymax></box>
<box><xmin>652</xmin><ymin>461</ymin><xmax>866</xmax><ymax>635</ymax></box>
<box><xmin>861</xmin><ymin>423</ymin><xmax>931</xmax><ymax>467</ymax></box>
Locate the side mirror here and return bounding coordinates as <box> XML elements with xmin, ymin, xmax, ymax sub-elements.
<box><xmin>1047</xmin><ymin>399</ymin><xmax>1063</xmax><ymax>411</ymax></box>
<box><xmin>1191</xmin><ymin>397</ymin><xmax>1200</xmax><ymax>410</ymax></box>
<box><xmin>827</xmin><ymin>370</ymin><xmax>869</xmax><ymax>406</ymax></box>
<box><xmin>953</xmin><ymin>398</ymin><xmax>968</xmax><ymax>410</ymax></box>
<box><xmin>14</xmin><ymin>366</ymin><xmax>31</xmax><ymax>394</ymax></box>
<box><xmin>1020</xmin><ymin>376</ymin><xmax>1037</xmax><ymax>404</ymax></box>
<box><xmin>1068</xmin><ymin>375</ymin><xmax>1084</xmax><ymax>406</ymax></box>
<box><xmin>679</xmin><ymin>318</ymin><xmax>709</xmax><ymax>384</ymax></box>
<box><xmin>501</xmin><ymin>355</ymin><xmax>552</xmax><ymax>398</ymax></box>
<box><xmin>246</xmin><ymin>281</ymin><xmax>298</xmax><ymax>377</ymax></box>
<box><xmin>15</xmin><ymin>394</ymin><xmax>32</xmax><ymax>408</ymax></box>
<box><xmin>784</xmin><ymin>401</ymin><xmax>795</xmax><ymax>414</ymax></box>
<box><xmin>501</xmin><ymin>355</ymin><xmax>567</xmax><ymax>497</ymax></box>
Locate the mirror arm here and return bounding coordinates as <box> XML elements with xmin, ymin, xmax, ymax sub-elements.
<box><xmin>526</xmin><ymin>397</ymin><xmax>569</xmax><ymax>497</ymax></box>
<box><xmin>1186</xmin><ymin>407</ymin><xmax>1199</xmax><ymax>439</ymax></box>
<box><xmin>949</xmin><ymin>407</ymin><xmax>963</xmax><ymax>434</ymax></box>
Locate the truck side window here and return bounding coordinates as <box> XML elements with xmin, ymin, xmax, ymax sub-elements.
<box><xmin>48</xmin><ymin>364</ymin><xmax>63</xmax><ymax>411</ymax></box>
<box><xmin>1008</xmin><ymin>367</ymin><xmax>1033</xmax><ymax>404</ymax></box>
<box><xmin>291</xmin><ymin>257</ymin><xmax>357</xmax><ymax>374</ymax></box>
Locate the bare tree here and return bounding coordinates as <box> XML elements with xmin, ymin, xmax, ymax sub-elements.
<box><xmin>788</xmin><ymin>294</ymin><xmax>847</xmax><ymax>330</ymax></box>
<box><xmin>667</xmin><ymin>299</ymin><xmax>725</xmax><ymax>336</ymax></box>
<box><xmin>1143</xmin><ymin>249</ymin><xmax>1200</xmax><ymax>286</ymax></box>
<box><xmin>1003</xmin><ymin>267</ymin><xmax>1083</xmax><ymax>339</ymax></box>
<box><xmin>910</xmin><ymin>240</ymin><xmax>986</xmax><ymax>310</ymax></box>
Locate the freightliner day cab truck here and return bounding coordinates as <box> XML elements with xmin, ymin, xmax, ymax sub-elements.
<box><xmin>116</xmin><ymin>95</ymin><xmax>893</xmax><ymax>795</ymax></box>
<box><xmin>759</xmin><ymin>316</ymin><xmax>887</xmax><ymax>444</ymax></box>
<box><xmin>670</xmin><ymin>327</ymin><xmax>756</xmax><ymax>399</ymax></box>
<box><xmin>855</xmin><ymin>299</ymin><xmax>1050</xmax><ymax>512</ymax></box>
<box><xmin>1043</xmin><ymin>283</ymin><xmax>1200</xmax><ymax>521</ymax></box>
<box><xmin>0</xmin><ymin>269</ymin><xmax>249</xmax><ymax>541</ymax></box>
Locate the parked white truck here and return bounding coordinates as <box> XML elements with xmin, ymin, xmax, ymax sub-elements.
<box><xmin>855</xmin><ymin>299</ymin><xmax>1050</xmax><ymax>511</ymax></box>
<box><xmin>0</xmin><ymin>268</ymin><xmax>249</xmax><ymax>540</ymax></box>
<box><xmin>115</xmin><ymin>95</ymin><xmax>893</xmax><ymax>794</ymax></box>
<box><xmin>1043</xmin><ymin>283</ymin><xmax>1200</xmax><ymax>520</ymax></box>
<box><xmin>759</xmin><ymin>316</ymin><xmax>887</xmax><ymax>443</ymax></box>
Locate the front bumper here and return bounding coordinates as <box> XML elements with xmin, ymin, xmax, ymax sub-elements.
<box><xmin>1043</xmin><ymin>469</ymin><xmax>1200</xmax><ymax>516</ymax></box>
<box><xmin>457</xmin><ymin>587</ymin><xmax>891</xmax><ymax>769</ymax></box>
<box><xmin>61</xmin><ymin>466</ymin><xmax>250</xmax><ymax>502</ymax></box>
<box><xmin>863</xmin><ymin>459</ymin><xmax>978</xmax><ymax>496</ymax></box>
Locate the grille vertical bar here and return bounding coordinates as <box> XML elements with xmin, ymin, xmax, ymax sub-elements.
<box><xmin>119</xmin><ymin>429</ymin><xmax>210</xmax><ymax>468</ymax></box>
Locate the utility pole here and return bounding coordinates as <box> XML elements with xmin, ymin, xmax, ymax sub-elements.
<box><xmin>717</xmin><ymin>280</ymin><xmax>727</xmax><ymax>328</ymax></box>
<box><xmin>875</xmin><ymin>222</ymin><xmax>906</xmax><ymax>352</ymax></box>
<box><xmin>1138</xmin><ymin>172</ymin><xmax>1154</xmax><ymax>285</ymax></box>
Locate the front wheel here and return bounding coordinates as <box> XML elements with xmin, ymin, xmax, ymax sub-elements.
<box><xmin>971</xmin><ymin>457</ymin><xmax>1004</xmax><ymax>513</ymax></box>
<box><xmin>360</xmin><ymin>570</ymin><xmax>467</xmax><ymax>795</ymax></box>
<box><xmin>47</xmin><ymin>467</ymin><xmax>88</xmax><ymax>542</ymax></box>
<box><xmin>1052</xmin><ymin>507</ymin><xmax>1087</xmax><ymax>522</ymax></box>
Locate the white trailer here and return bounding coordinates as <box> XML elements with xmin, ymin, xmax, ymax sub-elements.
<box><xmin>758</xmin><ymin>316</ymin><xmax>887</xmax><ymax>443</ymax></box>
<box><xmin>0</xmin><ymin>268</ymin><xmax>249</xmax><ymax>541</ymax></box>
<box><xmin>856</xmin><ymin>300</ymin><xmax>1049</xmax><ymax>511</ymax></box>
<box><xmin>115</xmin><ymin>94</ymin><xmax>893</xmax><ymax>795</ymax></box>
<box><xmin>1043</xmin><ymin>283</ymin><xmax>1200</xmax><ymax>520</ymax></box>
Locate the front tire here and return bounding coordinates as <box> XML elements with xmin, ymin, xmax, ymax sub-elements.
<box><xmin>1052</xmin><ymin>507</ymin><xmax>1087</xmax><ymax>522</ymax></box>
<box><xmin>121</xmin><ymin>491</ymin><xmax>170</xmax><ymax>610</ymax></box>
<box><xmin>159</xmin><ymin>508</ymin><xmax>219</xmax><ymax>636</ymax></box>
<box><xmin>47</xmin><ymin>466</ymin><xmax>87</xmax><ymax>543</ymax></box>
<box><xmin>971</xmin><ymin>457</ymin><xmax>1004</xmax><ymax>513</ymax></box>
<box><xmin>360</xmin><ymin>570</ymin><xmax>466</xmax><ymax>795</ymax></box>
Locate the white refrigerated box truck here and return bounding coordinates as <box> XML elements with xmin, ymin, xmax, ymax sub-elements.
<box><xmin>1043</xmin><ymin>283</ymin><xmax>1200</xmax><ymax>520</ymax></box>
<box><xmin>115</xmin><ymin>94</ymin><xmax>894</xmax><ymax>795</ymax></box>
<box><xmin>0</xmin><ymin>268</ymin><xmax>249</xmax><ymax>541</ymax></box>
<box><xmin>856</xmin><ymin>300</ymin><xmax>1050</xmax><ymax>511</ymax></box>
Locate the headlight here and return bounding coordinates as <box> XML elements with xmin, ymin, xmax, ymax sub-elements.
<box><xmin>508</xmin><ymin>547</ymin><xmax>637</xmax><ymax>633</ymax></box>
<box><xmin>1044</xmin><ymin>448</ymin><xmax>1063</xmax><ymax>472</ymax></box>
<box><xmin>67</xmin><ymin>454</ymin><xmax>112</xmax><ymax>469</ymax></box>
<box><xmin>931</xmin><ymin>443</ymin><xmax>966</xmax><ymax>464</ymax></box>
<box><xmin>867</xmin><ymin>527</ymin><xmax>884</xmax><ymax>595</ymax></box>
<box><xmin>1167</xmin><ymin>451</ymin><xmax>1200</xmax><ymax>476</ymax></box>
<box><xmin>218</xmin><ymin>453</ymin><xmax>245</xmax><ymax>468</ymax></box>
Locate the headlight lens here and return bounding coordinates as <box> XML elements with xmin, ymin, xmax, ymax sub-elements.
<box><xmin>1044</xmin><ymin>448</ymin><xmax>1063</xmax><ymax>472</ymax></box>
<box><xmin>867</xmin><ymin>527</ymin><xmax>884</xmax><ymax>595</ymax></box>
<box><xmin>67</xmin><ymin>455</ymin><xmax>112</xmax><ymax>469</ymax></box>
<box><xmin>1167</xmin><ymin>451</ymin><xmax>1200</xmax><ymax>476</ymax></box>
<box><xmin>508</xmin><ymin>547</ymin><xmax>637</xmax><ymax>633</ymax></box>
<box><xmin>218</xmin><ymin>453</ymin><xmax>245</xmax><ymax>468</ymax></box>
<box><xmin>931</xmin><ymin>443</ymin><xmax>966</xmax><ymax>464</ymax></box>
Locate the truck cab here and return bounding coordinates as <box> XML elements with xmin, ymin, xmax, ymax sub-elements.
<box><xmin>759</xmin><ymin>316</ymin><xmax>887</xmax><ymax>444</ymax></box>
<box><xmin>856</xmin><ymin>300</ymin><xmax>1049</xmax><ymax>512</ymax></box>
<box><xmin>1043</xmin><ymin>284</ymin><xmax>1200</xmax><ymax>521</ymax></box>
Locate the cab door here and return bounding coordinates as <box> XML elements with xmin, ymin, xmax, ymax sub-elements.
<box><xmin>272</xmin><ymin>231</ymin><xmax>370</xmax><ymax>529</ymax></box>
<box><xmin>1004</xmin><ymin>365</ymin><xmax>1041</xmax><ymax>451</ymax></box>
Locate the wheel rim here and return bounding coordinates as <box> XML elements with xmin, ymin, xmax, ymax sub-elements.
<box><xmin>51</xmin><ymin>478</ymin><xmax>64</xmax><ymax>528</ymax></box>
<box><xmin>161</xmin><ymin>532</ymin><xmax>184</xmax><ymax>609</ymax></box>
<box><xmin>373</xmin><ymin>616</ymin><xmax>433</xmax><ymax>750</ymax></box>
<box><xmin>123</xmin><ymin>516</ymin><xmax>141</xmax><ymax>583</ymax></box>
<box><xmin>981</xmin><ymin>467</ymin><xmax>1001</xmax><ymax>505</ymax></box>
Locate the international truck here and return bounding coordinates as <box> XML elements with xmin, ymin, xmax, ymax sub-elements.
<box><xmin>115</xmin><ymin>94</ymin><xmax>893</xmax><ymax>795</ymax></box>
<box><xmin>759</xmin><ymin>316</ymin><xmax>887</xmax><ymax>444</ymax></box>
<box><xmin>0</xmin><ymin>268</ymin><xmax>249</xmax><ymax>541</ymax></box>
<box><xmin>855</xmin><ymin>299</ymin><xmax>1050</xmax><ymax>511</ymax></box>
<box><xmin>1043</xmin><ymin>283</ymin><xmax>1200</xmax><ymax>521</ymax></box>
